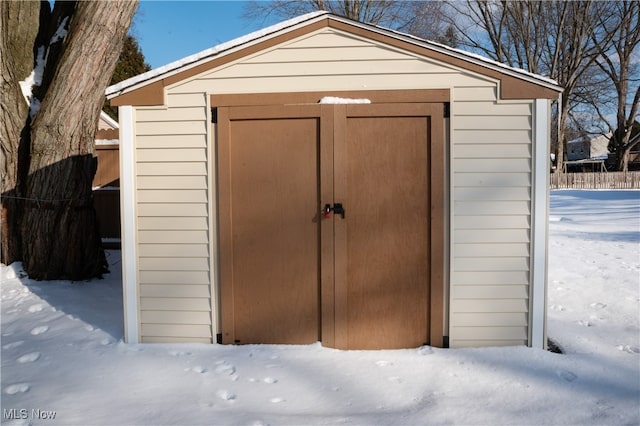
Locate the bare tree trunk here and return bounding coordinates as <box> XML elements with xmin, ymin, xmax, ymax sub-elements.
<box><xmin>1</xmin><ymin>0</ymin><xmax>137</xmax><ymax>280</ymax></box>
<box><xmin>556</xmin><ymin>100</ymin><xmax>570</xmax><ymax>174</ymax></box>
<box><xmin>595</xmin><ymin>1</ymin><xmax>640</xmax><ymax>172</ymax></box>
<box><xmin>0</xmin><ymin>1</ymin><xmax>41</xmax><ymax>265</ymax></box>
<box><xmin>20</xmin><ymin>1</ymin><xmax>137</xmax><ymax>280</ymax></box>
<box><xmin>618</xmin><ymin>149</ymin><xmax>630</xmax><ymax>173</ymax></box>
<box><xmin>617</xmin><ymin>125</ymin><xmax>640</xmax><ymax>172</ymax></box>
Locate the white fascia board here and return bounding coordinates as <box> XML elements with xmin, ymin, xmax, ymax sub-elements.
<box><xmin>119</xmin><ymin>105</ymin><xmax>139</xmax><ymax>343</ymax></box>
<box><xmin>530</xmin><ymin>99</ymin><xmax>550</xmax><ymax>349</ymax></box>
<box><xmin>99</xmin><ymin>110</ymin><xmax>119</xmax><ymax>129</ymax></box>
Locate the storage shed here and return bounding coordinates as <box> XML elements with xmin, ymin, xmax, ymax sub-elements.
<box><xmin>106</xmin><ymin>12</ymin><xmax>562</xmax><ymax>349</ymax></box>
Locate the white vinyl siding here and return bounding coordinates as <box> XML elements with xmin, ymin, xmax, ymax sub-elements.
<box><xmin>450</xmin><ymin>95</ymin><xmax>534</xmax><ymax>347</ymax></box>
<box><xmin>134</xmin><ymin>98</ymin><xmax>212</xmax><ymax>343</ymax></box>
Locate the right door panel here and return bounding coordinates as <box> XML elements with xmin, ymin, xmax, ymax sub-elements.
<box><xmin>334</xmin><ymin>104</ymin><xmax>433</xmax><ymax>349</ymax></box>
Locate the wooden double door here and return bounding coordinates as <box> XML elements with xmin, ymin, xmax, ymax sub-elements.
<box><xmin>217</xmin><ymin>96</ymin><xmax>444</xmax><ymax>349</ymax></box>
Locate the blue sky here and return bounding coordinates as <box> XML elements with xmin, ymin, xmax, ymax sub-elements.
<box><xmin>133</xmin><ymin>1</ymin><xmax>280</xmax><ymax>69</ymax></box>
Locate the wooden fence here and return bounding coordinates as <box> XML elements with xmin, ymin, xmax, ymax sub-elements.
<box><xmin>550</xmin><ymin>172</ymin><xmax>640</xmax><ymax>189</ymax></box>
<box><xmin>93</xmin><ymin>144</ymin><xmax>119</xmax><ymax>188</ymax></box>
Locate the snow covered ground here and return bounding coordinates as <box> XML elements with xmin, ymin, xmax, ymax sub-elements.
<box><xmin>1</xmin><ymin>189</ymin><xmax>639</xmax><ymax>425</ymax></box>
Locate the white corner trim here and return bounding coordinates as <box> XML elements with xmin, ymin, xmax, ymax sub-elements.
<box><xmin>119</xmin><ymin>105</ymin><xmax>139</xmax><ymax>343</ymax></box>
<box><xmin>530</xmin><ymin>99</ymin><xmax>550</xmax><ymax>349</ymax></box>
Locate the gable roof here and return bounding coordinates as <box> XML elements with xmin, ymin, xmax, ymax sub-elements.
<box><xmin>107</xmin><ymin>11</ymin><xmax>562</xmax><ymax>105</ymax></box>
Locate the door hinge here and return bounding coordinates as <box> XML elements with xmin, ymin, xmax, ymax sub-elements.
<box><xmin>211</xmin><ymin>107</ymin><xmax>218</xmax><ymax>124</ymax></box>
<box><xmin>444</xmin><ymin>102</ymin><xmax>450</xmax><ymax>118</ymax></box>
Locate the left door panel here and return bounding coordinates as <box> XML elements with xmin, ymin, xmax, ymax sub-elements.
<box><xmin>217</xmin><ymin>105</ymin><xmax>324</xmax><ymax>344</ymax></box>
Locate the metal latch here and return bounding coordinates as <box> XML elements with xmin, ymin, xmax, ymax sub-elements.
<box><xmin>323</xmin><ymin>203</ymin><xmax>346</xmax><ymax>219</ymax></box>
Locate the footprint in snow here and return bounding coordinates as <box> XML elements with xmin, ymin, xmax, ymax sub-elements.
<box><xmin>558</xmin><ymin>370</ymin><xmax>577</xmax><ymax>382</ymax></box>
<box><xmin>30</xmin><ymin>325</ymin><xmax>49</xmax><ymax>335</ymax></box>
<box><xmin>578</xmin><ymin>320</ymin><xmax>592</xmax><ymax>327</ymax></box>
<box><xmin>215</xmin><ymin>363</ymin><xmax>236</xmax><ymax>375</ymax></box>
<box><xmin>169</xmin><ymin>350</ymin><xmax>191</xmax><ymax>357</ymax></box>
<box><xmin>216</xmin><ymin>390</ymin><xmax>236</xmax><ymax>401</ymax></box>
<box><xmin>28</xmin><ymin>304</ymin><xmax>44</xmax><ymax>313</ymax></box>
<box><xmin>4</xmin><ymin>383</ymin><xmax>30</xmax><ymax>395</ymax></box>
<box><xmin>549</xmin><ymin>304</ymin><xmax>565</xmax><ymax>311</ymax></box>
<box><xmin>2</xmin><ymin>341</ymin><xmax>24</xmax><ymax>350</ymax></box>
<box><xmin>263</xmin><ymin>377</ymin><xmax>277</xmax><ymax>384</ymax></box>
<box><xmin>590</xmin><ymin>302</ymin><xmax>607</xmax><ymax>309</ymax></box>
<box><xmin>616</xmin><ymin>345</ymin><xmax>640</xmax><ymax>354</ymax></box>
<box><xmin>375</xmin><ymin>360</ymin><xmax>393</xmax><ymax>367</ymax></box>
<box><xmin>191</xmin><ymin>366</ymin><xmax>207</xmax><ymax>374</ymax></box>
<box><xmin>17</xmin><ymin>352</ymin><xmax>40</xmax><ymax>363</ymax></box>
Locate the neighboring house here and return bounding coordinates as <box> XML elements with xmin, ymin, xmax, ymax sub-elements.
<box><xmin>94</xmin><ymin>111</ymin><xmax>120</xmax><ymax>188</ymax></box>
<box><xmin>566</xmin><ymin>134</ymin><xmax>610</xmax><ymax>161</ymax></box>
<box><xmin>97</xmin><ymin>110</ymin><xmax>119</xmax><ymax>138</ymax></box>
<box><xmin>94</xmin><ymin>111</ymin><xmax>120</xmax><ymax>246</ymax></box>
<box><xmin>564</xmin><ymin>133</ymin><xmax>610</xmax><ymax>172</ymax></box>
<box><xmin>106</xmin><ymin>12</ymin><xmax>562</xmax><ymax>349</ymax></box>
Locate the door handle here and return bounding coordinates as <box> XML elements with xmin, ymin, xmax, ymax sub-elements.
<box><xmin>323</xmin><ymin>203</ymin><xmax>345</xmax><ymax>219</ymax></box>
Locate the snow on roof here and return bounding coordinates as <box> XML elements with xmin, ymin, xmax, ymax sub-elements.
<box><xmin>319</xmin><ymin>97</ymin><xmax>371</xmax><ymax>104</ymax></box>
<box><xmin>567</xmin><ymin>133</ymin><xmax>611</xmax><ymax>145</ymax></box>
<box><xmin>106</xmin><ymin>11</ymin><xmax>561</xmax><ymax>98</ymax></box>
<box><xmin>95</xmin><ymin>139</ymin><xmax>119</xmax><ymax>146</ymax></box>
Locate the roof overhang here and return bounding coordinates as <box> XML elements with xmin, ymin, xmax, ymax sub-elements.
<box><xmin>107</xmin><ymin>12</ymin><xmax>563</xmax><ymax>106</ymax></box>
